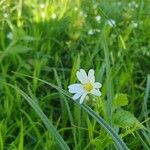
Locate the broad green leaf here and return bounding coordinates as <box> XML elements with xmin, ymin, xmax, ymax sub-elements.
<box><xmin>113</xmin><ymin>109</ymin><xmax>143</xmax><ymax>129</ymax></box>
<box><xmin>113</xmin><ymin>94</ymin><xmax>128</xmax><ymax>107</ymax></box>
<box><xmin>7</xmin><ymin>45</ymin><xmax>32</xmax><ymax>54</ymax></box>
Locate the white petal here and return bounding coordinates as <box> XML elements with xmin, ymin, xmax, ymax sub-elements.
<box><xmin>90</xmin><ymin>89</ymin><xmax>101</xmax><ymax>96</ymax></box>
<box><xmin>88</xmin><ymin>69</ymin><xmax>95</xmax><ymax>83</ymax></box>
<box><xmin>93</xmin><ymin>82</ymin><xmax>102</xmax><ymax>89</ymax></box>
<box><xmin>76</xmin><ymin>69</ymin><xmax>88</xmax><ymax>84</ymax></box>
<box><xmin>79</xmin><ymin>93</ymin><xmax>87</xmax><ymax>104</ymax></box>
<box><xmin>68</xmin><ymin>84</ymin><xmax>84</xmax><ymax>93</ymax></box>
<box><xmin>72</xmin><ymin>93</ymin><xmax>83</xmax><ymax>100</ymax></box>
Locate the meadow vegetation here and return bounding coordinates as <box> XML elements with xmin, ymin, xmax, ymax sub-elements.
<box><xmin>0</xmin><ymin>0</ymin><xmax>150</xmax><ymax>149</ymax></box>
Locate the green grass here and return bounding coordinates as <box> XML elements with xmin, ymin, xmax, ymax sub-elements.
<box><xmin>0</xmin><ymin>0</ymin><xmax>150</xmax><ymax>149</ymax></box>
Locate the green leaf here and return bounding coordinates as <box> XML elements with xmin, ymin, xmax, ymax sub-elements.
<box><xmin>91</xmin><ymin>132</ymin><xmax>112</xmax><ymax>150</ymax></box>
<box><xmin>119</xmin><ymin>35</ymin><xmax>126</xmax><ymax>50</ymax></box>
<box><xmin>18</xmin><ymin>119</ymin><xmax>24</xmax><ymax>150</ymax></box>
<box><xmin>113</xmin><ymin>109</ymin><xmax>143</xmax><ymax>129</ymax></box>
<box><xmin>113</xmin><ymin>94</ymin><xmax>128</xmax><ymax>107</ymax></box>
<box><xmin>7</xmin><ymin>45</ymin><xmax>32</xmax><ymax>54</ymax></box>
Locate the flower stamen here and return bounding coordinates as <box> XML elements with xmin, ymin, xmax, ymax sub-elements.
<box><xmin>83</xmin><ymin>83</ymin><xmax>93</xmax><ymax>92</ymax></box>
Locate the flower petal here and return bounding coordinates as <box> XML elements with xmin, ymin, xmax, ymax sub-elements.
<box><xmin>90</xmin><ymin>89</ymin><xmax>101</xmax><ymax>96</ymax></box>
<box><xmin>79</xmin><ymin>93</ymin><xmax>87</xmax><ymax>104</ymax></box>
<box><xmin>72</xmin><ymin>93</ymin><xmax>83</xmax><ymax>100</ymax></box>
<box><xmin>88</xmin><ymin>69</ymin><xmax>95</xmax><ymax>83</ymax></box>
<box><xmin>93</xmin><ymin>82</ymin><xmax>102</xmax><ymax>89</ymax></box>
<box><xmin>76</xmin><ymin>69</ymin><xmax>88</xmax><ymax>84</ymax></box>
<box><xmin>68</xmin><ymin>84</ymin><xmax>84</xmax><ymax>93</ymax></box>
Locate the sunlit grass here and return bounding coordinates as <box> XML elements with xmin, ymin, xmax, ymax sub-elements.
<box><xmin>0</xmin><ymin>0</ymin><xmax>150</xmax><ymax>149</ymax></box>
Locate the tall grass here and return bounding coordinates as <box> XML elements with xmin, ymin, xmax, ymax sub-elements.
<box><xmin>1</xmin><ymin>79</ymin><xmax>125</xmax><ymax>149</ymax></box>
<box><xmin>0</xmin><ymin>0</ymin><xmax>150</xmax><ymax>149</ymax></box>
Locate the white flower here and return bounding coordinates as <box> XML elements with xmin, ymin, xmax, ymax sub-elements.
<box><xmin>131</xmin><ymin>20</ymin><xmax>138</xmax><ymax>28</ymax></box>
<box><xmin>68</xmin><ymin>69</ymin><xmax>102</xmax><ymax>104</ymax></box>
<box><xmin>95</xmin><ymin>28</ymin><xmax>101</xmax><ymax>33</ymax></box>
<box><xmin>106</xmin><ymin>19</ymin><xmax>116</xmax><ymax>27</ymax></box>
<box><xmin>88</xmin><ymin>29</ymin><xmax>94</xmax><ymax>35</ymax></box>
<box><xmin>95</xmin><ymin>15</ymin><xmax>101</xmax><ymax>22</ymax></box>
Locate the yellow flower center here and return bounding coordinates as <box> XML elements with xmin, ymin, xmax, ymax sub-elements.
<box><xmin>83</xmin><ymin>83</ymin><xmax>93</xmax><ymax>92</ymax></box>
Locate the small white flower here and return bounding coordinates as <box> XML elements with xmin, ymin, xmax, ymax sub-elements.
<box><xmin>95</xmin><ymin>15</ymin><xmax>101</xmax><ymax>22</ymax></box>
<box><xmin>88</xmin><ymin>29</ymin><xmax>94</xmax><ymax>35</ymax></box>
<box><xmin>131</xmin><ymin>20</ymin><xmax>138</xmax><ymax>28</ymax></box>
<box><xmin>95</xmin><ymin>28</ymin><xmax>101</xmax><ymax>33</ymax></box>
<box><xmin>68</xmin><ymin>69</ymin><xmax>102</xmax><ymax>104</ymax></box>
<box><xmin>106</xmin><ymin>19</ymin><xmax>116</xmax><ymax>27</ymax></box>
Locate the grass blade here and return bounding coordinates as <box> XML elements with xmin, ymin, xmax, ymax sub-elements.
<box><xmin>136</xmin><ymin>131</ymin><xmax>150</xmax><ymax>150</ymax></box>
<box><xmin>81</xmin><ymin>105</ymin><xmax>129</xmax><ymax>150</ymax></box>
<box><xmin>6</xmin><ymin>83</ymin><xmax>70</xmax><ymax>150</ymax></box>
<box><xmin>102</xmin><ymin>33</ymin><xmax>113</xmax><ymax>125</ymax></box>
<box><xmin>143</xmin><ymin>74</ymin><xmax>150</xmax><ymax>129</ymax></box>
